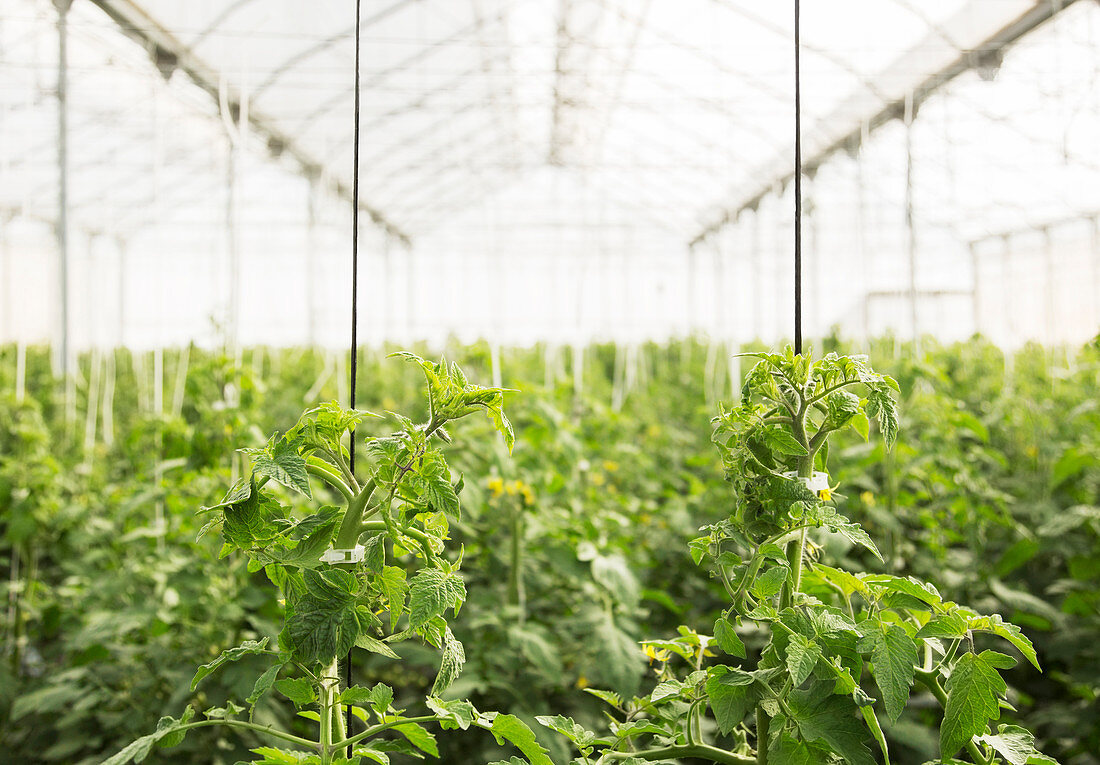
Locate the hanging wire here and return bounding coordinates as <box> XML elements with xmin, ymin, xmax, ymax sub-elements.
<box><xmin>346</xmin><ymin>0</ymin><xmax>362</xmax><ymax>750</ymax></box>
<box><xmin>793</xmin><ymin>0</ymin><xmax>803</xmax><ymax>355</ymax></box>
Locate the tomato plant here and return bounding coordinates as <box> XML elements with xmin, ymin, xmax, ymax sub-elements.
<box><xmin>545</xmin><ymin>349</ymin><xmax>1058</xmax><ymax>765</ymax></box>
<box><xmin>103</xmin><ymin>353</ymin><xmax>559</xmax><ymax>765</ymax></box>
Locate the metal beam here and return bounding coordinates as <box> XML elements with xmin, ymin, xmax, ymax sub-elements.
<box><xmin>690</xmin><ymin>0</ymin><xmax>1085</xmax><ymax>247</ymax></box>
<box><xmin>87</xmin><ymin>0</ymin><xmax>412</xmax><ymax>245</ymax></box>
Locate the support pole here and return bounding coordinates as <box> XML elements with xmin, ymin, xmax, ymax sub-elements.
<box><xmin>1092</xmin><ymin>216</ymin><xmax>1100</xmax><ymax>332</ymax></box>
<box><xmin>903</xmin><ymin>92</ymin><xmax>919</xmax><ymax>351</ymax></box>
<box><xmin>751</xmin><ymin>208</ymin><xmax>763</xmax><ymax>343</ymax></box>
<box><xmin>1043</xmin><ymin>227</ymin><xmax>1055</xmax><ymax>346</ymax></box>
<box><xmin>226</xmin><ymin>141</ymin><xmax>240</xmax><ymax>351</ymax></box>
<box><xmin>55</xmin><ymin>0</ymin><xmax>72</xmax><ymax>380</ymax></box>
<box><xmin>855</xmin><ymin>125</ymin><xmax>870</xmax><ymax>341</ymax></box>
<box><xmin>969</xmin><ymin>242</ymin><xmax>980</xmax><ymax>337</ymax></box>
<box><xmin>306</xmin><ymin>177</ymin><xmax>319</xmax><ymax>347</ymax></box>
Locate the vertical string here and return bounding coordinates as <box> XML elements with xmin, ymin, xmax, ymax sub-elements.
<box><xmin>793</xmin><ymin>0</ymin><xmax>803</xmax><ymax>355</ymax></box>
<box><xmin>346</xmin><ymin>0</ymin><xmax>362</xmax><ymax>749</ymax></box>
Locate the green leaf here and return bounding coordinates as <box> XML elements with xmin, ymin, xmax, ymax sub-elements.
<box><xmin>868</xmin><ymin>622</ymin><xmax>917</xmax><ymax>722</ymax></box>
<box><xmin>190</xmin><ymin>638</ymin><xmax>269</xmax><ymax>691</ymax></box>
<box><xmin>976</xmin><ymin>724</ymin><xmax>1060</xmax><ymax>765</ymax></box>
<box><xmin>408</xmin><ymin>568</ymin><xmax>466</xmax><ymax>629</ymax></box>
<box><xmin>591</xmin><ymin>615</ymin><xmax>645</xmax><ymax>697</ymax></box>
<box><xmin>751</xmin><ymin>563</ymin><xmax>790</xmax><ymax>599</ymax></box>
<box><xmin>354</xmin><ymin>632</ymin><xmax>401</xmax><ymax>660</ymax></box>
<box><xmin>705</xmin><ymin>665</ymin><xmax>757</xmax><ymax>734</ymax></box>
<box><xmin>965</xmin><ymin>612</ymin><xmax>1040</xmax><ymax>670</ymax></box>
<box><xmin>765</xmin><ymin>427</ymin><xmax>809</xmax><ymax>456</ymax></box>
<box><xmin>156</xmin><ymin>705</ymin><xmax>196</xmax><ymax>749</ymax></box>
<box><xmin>591</xmin><ymin>553</ymin><xmax>640</xmax><ymax>607</ymax></box>
<box><xmin>916</xmin><ymin>612</ymin><xmax>968</xmax><ymax>640</ymax></box>
<box><xmin>341</xmin><ymin>683</ymin><xmax>393</xmax><ymax>715</ymax></box>
<box><xmin>378</xmin><ymin>566</ymin><xmax>407</xmax><ymax>631</ymax></box>
<box><xmin>248</xmin><ymin>747</ymin><xmax>316</xmax><ymax>764</ymax></box>
<box><xmin>249</xmin><ymin>433</ymin><xmax>312</xmax><ymax>498</ymax></box>
<box><xmin>535</xmin><ymin>715</ymin><xmax>600</xmax><ymax>749</ymax></box>
<box><xmin>274</xmin><ymin>677</ymin><xmax>316</xmax><ymax>706</ymax></box>
<box><xmin>649</xmin><ymin>680</ymin><xmax>683</xmax><ymax>703</ymax></box>
<box><xmin>431</xmin><ymin>626</ymin><xmax>466</xmax><ymax>696</ymax></box>
<box><xmin>714</xmin><ymin>616</ymin><xmax>746</xmax><ymax>659</ymax></box>
<box><xmin>788</xmin><ymin>683</ymin><xmax>877</xmax><ymax>765</ymax></box>
<box><xmin>100</xmin><ymin>706</ymin><xmax>198</xmax><ymax>764</ymax></box>
<box><xmin>786</xmin><ymin>633</ymin><xmax>822</xmax><ymax>687</ymax></box>
<box><xmin>859</xmin><ymin>704</ymin><xmax>891</xmax><ymax>765</ymax></box>
<box><xmin>941</xmin><ymin>651</ymin><xmax>1009</xmax><ymax>757</ymax></box>
<box><xmin>246</xmin><ymin>663</ymin><xmax>283</xmax><ymax>715</ymax></box>
<box><xmin>488</xmin><ymin>713</ymin><xmax>555</xmax><ymax>765</ymax></box>
<box><xmin>394</xmin><ymin>722</ymin><xmax>439</xmax><ymax>757</ymax></box>
<box><xmin>426</xmin><ymin>697</ymin><xmax>477</xmax><ymax>730</ymax></box>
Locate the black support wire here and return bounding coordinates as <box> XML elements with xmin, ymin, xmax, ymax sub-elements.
<box><xmin>793</xmin><ymin>0</ymin><xmax>803</xmax><ymax>355</ymax></box>
<box><xmin>346</xmin><ymin>0</ymin><xmax>362</xmax><ymax>751</ymax></box>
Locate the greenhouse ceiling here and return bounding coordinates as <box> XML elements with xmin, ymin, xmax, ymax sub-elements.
<box><xmin>2</xmin><ymin>0</ymin><xmax>1098</xmax><ymax>349</ymax></box>
<box><xmin>2</xmin><ymin>0</ymin><xmax>1085</xmax><ymax>238</ymax></box>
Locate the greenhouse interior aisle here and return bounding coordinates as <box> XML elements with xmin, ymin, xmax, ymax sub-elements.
<box><xmin>1</xmin><ymin>1</ymin><xmax>1100</xmax><ymax>765</ymax></box>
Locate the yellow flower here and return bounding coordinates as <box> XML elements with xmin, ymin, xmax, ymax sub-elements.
<box><xmin>602</xmin><ymin>460</ymin><xmax>620</xmax><ymax>473</ymax></box>
<box><xmin>520</xmin><ymin>484</ymin><xmax>535</xmax><ymax>506</ymax></box>
<box><xmin>590</xmin><ymin>473</ymin><xmax>606</xmax><ymax>487</ymax></box>
<box><xmin>505</xmin><ymin>480</ymin><xmax>519</xmax><ymax>496</ymax></box>
<box><xmin>487</xmin><ymin>476</ymin><xmax>504</xmax><ymax>497</ymax></box>
<box><xmin>643</xmin><ymin>645</ymin><xmax>670</xmax><ymax>663</ymax></box>
<box><xmin>818</xmin><ymin>488</ymin><xmax>832</xmax><ymax>502</ymax></box>
<box><xmin>646</xmin><ymin>425</ymin><xmax>661</xmax><ymax>438</ymax></box>
<box><xmin>860</xmin><ymin>491</ymin><xmax>875</xmax><ymax>506</ymax></box>
<box><xmin>575</xmin><ymin>674</ymin><xmax>588</xmax><ymax>689</ymax></box>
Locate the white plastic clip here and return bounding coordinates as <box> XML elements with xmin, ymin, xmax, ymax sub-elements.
<box><xmin>782</xmin><ymin>471</ymin><xmax>831</xmax><ymax>493</ymax></box>
<box><xmin>319</xmin><ymin>546</ymin><xmax>366</xmax><ymax>565</ymax></box>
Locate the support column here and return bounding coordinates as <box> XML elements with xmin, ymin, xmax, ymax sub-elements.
<box><xmin>225</xmin><ymin>141</ymin><xmax>240</xmax><ymax>351</ymax></box>
<box><xmin>55</xmin><ymin>0</ymin><xmax>72</xmax><ymax>378</ymax></box>
<box><xmin>969</xmin><ymin>242</ymin><xmax>980</xmax><ymax>337</ymax></box>
<box><xmin>306</xmin><ymin>177</ymin><xmax>319</xmax><ymax>347</ymax></box>
<box><xmin>903</xmin><ymin>92</ymin><xmax>919</xmax><ymax>350</ymax></box>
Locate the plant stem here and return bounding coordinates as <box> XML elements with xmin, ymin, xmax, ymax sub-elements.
<box><xmin>604</xmin><ymin>744</ymin><xmax>755</xmax><ymax>765</ymax></box>
<box><xmin>334</xmin><ymin>714</ymin><xmax>442</xmax><ymax>751</ymax></box>
<box><xmin>335</xmin><ymin>477</ymin><xmax>376</xmax><ymax>548</ymax></box>
<box><xmin>508</xmin><ymin>502</ymin><xmax>526</xmax><ymax>624</ymax></box>
<box><xmin>755</xmin><ymin>707</ymin><xmax>770</xmax><ymax>765</ymax></box>
<box><xmin>169</xmin><ymin>719</ymin><xmax>317</xmax><ymax>750</ymax></box>
<box><xmin>306</xmin><ymin>457</ymin><xmax>354</xmax><ymax>504</ymax></box>
<box><xmin>319</xmin><ymin>658</ymin><xmax>340</xmax><ymax>764</ymax></box>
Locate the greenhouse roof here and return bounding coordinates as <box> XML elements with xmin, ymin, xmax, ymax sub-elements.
<box><xmin>2</xmin><ymin>0</ymin><xmax>1098</xmax><ymax>349</ymax></box>
<box><xmin>3</xmin><ymin>0</ymin><xmax>1087</xmax><ymax>239</ymax></box>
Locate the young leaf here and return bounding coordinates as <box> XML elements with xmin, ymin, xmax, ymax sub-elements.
<box><xmin>705</xmin><ymin>665</ymin><xmax>757</xmax><ymax>734</ymax></box>
<box><xmin>274</xmin><ymin>677</ymin><xmax>316</xmax><ymax>706</ymax></box>
<box><xmin>354</xmin><ymin>632</ymin><xmax>401</xmax><ymax>660</ymax></box>
<box><xmin>976</xmin><ymin>724</ymin><xmax>1060</xmax><ymax>765</ymax></box>
<box><xmin>431</xmin><ymin>626</ymin><xmax>466</xmax><ymax>696</ymax></box>
<box><xmin>341</xmin><ymin>683</ymin><xmax>393</xmax><ymax>715</ymax></box>
<box><xmin>788</xmin><ymin>684</ymin><xmax>877</xmax><ymax>765</ymax></box>
<box><xmin>868</xmin><ymin>622</ymin><xmax>917</xmax><ymax>722</ymax></box>
<box><xmin>190</xmin><ymin>638</ymin><xmax>270</xmax><ymax>691</ymax></box>
<box><xmin>409</xmin><ymin>568</ymin><xmax>466</xmax><ymax>629</ymax></box>
<box><xmin>426</xmin><ymin>697</ymin><xmax>477</xmax><ymax>730</ymax></box>
<box><xmin>394</xmin><ymin>723</ymin><xmax>439</xmax><ymax>757</ymax></box>
<box><xmin>487</xmin><ymin>713</ymin><xmax>555</xmax><ymax>765</ymax></box>
<box><xmin>248</xmin><ymin>433</ymin><xmax>312</xmax><ymax>498</ymax></box>
<box><xmin>246</xmin><ymin>663</ymin><xmax>284</xmax><ymax>716</ymax></box>
<box><xmin>714</xmin><ymin>616</ymin><xmax>746</xmax><ymax>659</ymax></box>
<box><xmin>940</xmin><ymin>651</ymin><xmax>1009</xmax><ymax>758</ymax></box>
<box><xmin>786</xmin><ymin>633</ymin><xmax>822</xmax><ymax>687</ymax></box>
